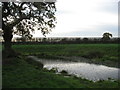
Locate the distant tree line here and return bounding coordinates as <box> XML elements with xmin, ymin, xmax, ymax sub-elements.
<box><xmin>1</xmin><ymin>37</ymin><xmax>119</xmax><ymax>44</ymax></box>
<box><xmin>1</xmin><ymin>32</ymin><xmax>119</xmax><ymax>44</ymax></box>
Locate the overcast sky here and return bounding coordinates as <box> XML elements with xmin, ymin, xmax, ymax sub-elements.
<box><xmin>28</xmin><ymin>0</ymin><xmax>119</xmax><ymax>37</ymax></box>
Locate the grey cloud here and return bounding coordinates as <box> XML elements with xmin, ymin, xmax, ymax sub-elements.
<box><xmin>57</xmin><ymin>24</ymin><xmax>118</xmax><ymax>37</ymax></box>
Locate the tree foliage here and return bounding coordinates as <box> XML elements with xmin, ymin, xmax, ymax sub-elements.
<box><xmin>2</xmin><ymin>2</ymin><xmax>56</xmax><ymax>38</ymax></box>
<box><xmin>2</xmin><ymin>2</ymin><xmax>56</xmax><ymax>57</ymax></box>
<box><xmin>102</xmin><ymin>32</ymin><xmax>112</xmax><ymax>41</ymax></box>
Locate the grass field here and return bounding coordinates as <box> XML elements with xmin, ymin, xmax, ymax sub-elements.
<box><xmin>2</xmin><ymin>43</ymin><xmax>120</xmax><ymax>88</ymax></box>
<box><xmin>12</xmin><ymin>44</ymin><xmax>119</xmax><ymax>65</ymax></box>
<box><xmin>2</xmin><ymin>57</ymin><xmax>119</xmax><ymax>88</ymax></box>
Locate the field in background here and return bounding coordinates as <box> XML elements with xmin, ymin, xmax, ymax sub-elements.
<box><xmin>12</xmin><ymin>44</ymin><xmax>119</xmax><ymax>65</ymax></box>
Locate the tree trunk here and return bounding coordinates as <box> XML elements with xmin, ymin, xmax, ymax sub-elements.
<box><xmin>2</xmin><ymin>25</ymin><xmax>18</xmax><ymax>58</ymax></box>
<box><xmin>3</xmin><ymin>34</ymin><xmax>13</xmax><ymax>51</ymax></box>
<box><xmin>3</xmin><ymin>25</ymin><xmax>13</xmax><ymax>50</ymax></box>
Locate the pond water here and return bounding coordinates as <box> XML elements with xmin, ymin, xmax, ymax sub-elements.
<box><xmin>28</xmin><ymin>56</ymin><xmax>119</xmax><ymax>82</ymax></box>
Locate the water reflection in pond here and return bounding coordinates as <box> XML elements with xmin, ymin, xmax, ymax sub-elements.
<box><xmin>29</xmin><ymin>56</ymin><xmax>119</xmax><ymax>81</ymax></box>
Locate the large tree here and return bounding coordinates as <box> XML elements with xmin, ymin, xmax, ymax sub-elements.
<box><xmin>2</xmin><ymin>2</ymin><xmax>56</xmax><ymax>57</ymax></box>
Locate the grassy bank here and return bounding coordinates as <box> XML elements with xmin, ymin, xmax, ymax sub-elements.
<box><xmin>12</xmin><ymin>44</ymin><xmax>119</xmax><ymax>66</ymax></box>
<box><xmin>3</xmin><ymin>56</ymin><xmax>119</xmax><ymax>88</ymax></box>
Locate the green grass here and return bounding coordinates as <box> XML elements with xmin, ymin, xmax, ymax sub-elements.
<box><xmin>2</xmin><ymin>44</ymin><xmax>119</xmax><ymax>88</ymax></box>
<box><xmin>12</xmin><ymin>44</ymin><xmax>119</xmax><ymax>63</ymax></box>
<box><xmin>3</xmin><ymin>57</ymin><xmax>119</xmax><ymax>88</ymax></box>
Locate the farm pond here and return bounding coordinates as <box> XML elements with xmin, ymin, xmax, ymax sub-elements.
<box><xmin>28</xmin><ymin>56</ymin><xmax>119</xmax><ymax>82</ymax></box>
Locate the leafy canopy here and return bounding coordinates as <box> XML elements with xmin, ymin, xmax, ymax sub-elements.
<box><xmin>102</xmin><ymin>32</ymin><xmax>112</xmax><ymax>40</ymax></box>
<box><xmin>2</xmin><ymin>2</ymin><xmax>56</xmax><ymax>38</ymax></box>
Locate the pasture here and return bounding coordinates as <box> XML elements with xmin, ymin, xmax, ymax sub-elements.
<box><xmin>12</xmin><ymin>44</ymin><xmax>119</xmax><ymax>66</ymax></box>
<box><xmin>2</xmin><ymin>43</ymin><xmax>120</xmax><ymax>88</ymax></box>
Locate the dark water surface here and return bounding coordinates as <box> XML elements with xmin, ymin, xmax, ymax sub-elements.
<box><xmin>28</xmin><ymin>56</ymin><xmax>119</xmax><ymax>81</ymax></box>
